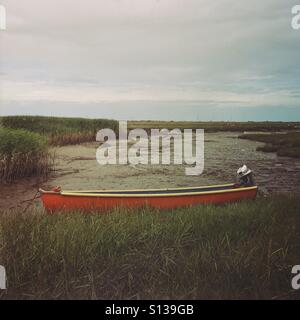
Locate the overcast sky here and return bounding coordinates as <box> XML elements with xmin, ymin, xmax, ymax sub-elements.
<box><xmin>0</xmin><ymin>0</ymin><xmax>299</xmax><ymax>120</ymax></box>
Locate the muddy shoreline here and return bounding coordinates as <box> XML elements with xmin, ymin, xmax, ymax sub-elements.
<box><xmin>1</xmin><ymin>132</ymin><xmax>300</xmax><ymax>212</ymax></box>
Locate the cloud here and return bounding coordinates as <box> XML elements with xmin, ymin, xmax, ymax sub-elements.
<box><xmin>0</xmin><ymin>0</ymin><xmax>299</xmax><ymax>119</ymax></box>
<box><xmin>2</xmin><ymin>77</ymin><xmax>300</xmax><ymax>109</ymax></box>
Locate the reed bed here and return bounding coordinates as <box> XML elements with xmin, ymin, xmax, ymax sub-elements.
<box><xmin>0</xmin><ymin>195</ymin><xmax>299</xmax><ymax>300</ymax></box>
<box><xmin>0</xmin><ymin>128</ymin><xmax>53</xmax><ymax>182</ymax></box>
<box><xmin>129</xmin><ymin>120</ymin><xmax>300</xmax><ymax>133</ymax></box>
<box><xmin>1</xmin><ymin>116</ymin><xmax>119</xmax><ymax>146</ymax></box>
<box><xmin>0</xmin><ymin>116</ymin><xmax>118</xmax><ymax>181</ymax></box>
<box><xmin>239</xmin><ymin>132</ymin><xmax>300</xmax><ymax>158</ymax></box>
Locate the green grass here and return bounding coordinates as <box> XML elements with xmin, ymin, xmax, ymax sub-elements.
<box><xmin>0</xmin><ymin>128</ymin><xmax>53</xmax><ymax>182</ymax></box>
<box><xmin>239</xmin><ymin>132</ymin><xmax>300</xmax><ymax>158</ymax></box>
<box><xmin>2</xmin><ymin>117</ymin><xmax>299</xmax><ymax>146</ymax></box>
<box><xmin>128</xmin><ymin>120</ymin><xmax>300</xmax><ymax>133</ymax></box>
<box><xmin>0</xmin><ymin>195</ymin><xmax>299</xmax><ymax>299</ymax></box>
<box><xmin>1</xmin><ymin>116</ymin><xmax>119</xmax><ymax>146</ymax></box>
<box><xmin>0</xmin><ymin>116</ymin><xmax>118</xmax><ymax>181</ymax></box>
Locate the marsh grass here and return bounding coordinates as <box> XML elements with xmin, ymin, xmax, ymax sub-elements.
<box><xmin>129</xmin><ymin>121</ymin><xmax>300</xmax><ymax>133</ymax></box>
<box><xmin>0</xmin><ymin>128</ymin><xmax>53</xmax><ymax>182</ymax></box>
<box><xmin>239</xmin><ymin>132</ymin><xmax>300</xmax><ymax>158</ymax></box>
<box><xmin>1</xmin><ymin>116</ymin><xmax>119</xmax><ymax>146</ymax></box>
<box><xmin>0</xmin><ymin>116</ymin><xmax>118</xmax><ymax>181</ymax></box>
<box><xmin>0</xmin><ymin>195</ymin><xmax>299</xmax><ymax>299</ymax></box>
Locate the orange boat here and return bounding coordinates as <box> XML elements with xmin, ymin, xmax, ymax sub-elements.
<box><xmin>39</xmin><ymin>183</ymin><xmax>258</xmax><ymax>213</ymax></box>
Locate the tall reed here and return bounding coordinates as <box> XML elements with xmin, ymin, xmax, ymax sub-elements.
<box><xmin>1</xmin><ymin>116</ymin><xmax>119</xmax><ymax>146</ymax></box>
<box><xmin>0</xmin><ymin>128</ymin><xmax>53</xmax><ymax>182</ymax></box>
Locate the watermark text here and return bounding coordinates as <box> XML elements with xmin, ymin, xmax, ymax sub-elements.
<box><xmin>0</xmin><ymin>265</ymin><xmax>6</xmax><ymax>290</ymax></box>
<box><xmin>292</xmin><ymin>5</ymin><xmax>300</xmax><ymax>30</ymax></box>
<box><xmin>96</xmin><ymin>121</ymin><xmax>204</xmax><ymax>176</ymax></box>
<box><xmin>292</xmin><ymin>265</ymin><xmax>300</xmax><ymax>290</ymax></box>
<box><xmin>0</xmin><ymin>4</ymin><xmax>6</xmax><ymax>30</ymax></box>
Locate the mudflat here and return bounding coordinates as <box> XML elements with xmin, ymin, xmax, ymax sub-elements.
<box><xmin>1</xmin><ymin>132</ymin><xmax>300</xmax><ymax>212</ymax></box>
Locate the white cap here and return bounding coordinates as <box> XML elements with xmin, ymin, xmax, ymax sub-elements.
<box><xmin>237</xmin><ymin>165</ymin><xmax>252</xmax><ymax>177</ymax></box>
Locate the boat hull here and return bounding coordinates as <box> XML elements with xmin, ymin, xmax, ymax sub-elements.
<box><xmin>40</xmin><ymin>185</ymin><xmax>258</xmax><ymax>213</ymax></box>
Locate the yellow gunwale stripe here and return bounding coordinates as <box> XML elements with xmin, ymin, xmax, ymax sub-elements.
<box><xmin>59</xmin><ymin>186</ymin><xmax>258</xmax><ymax>198</ymax></box>
<box><xmin>54</xmin><ymin>183</ymin><xmax>235</xmax><ymax>193</ymax></box>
